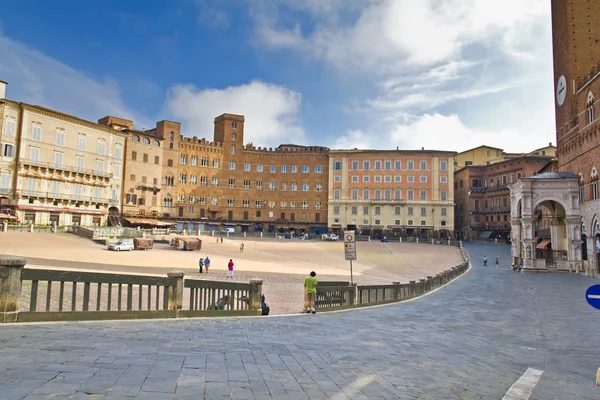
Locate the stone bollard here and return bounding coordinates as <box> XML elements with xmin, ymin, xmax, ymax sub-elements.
<box><xmin>244</xmin><ymin>232</ymin><xmax>247</xmax><ymax>238</ymax></box>
<box><xmin>3</xmin><ymin>221</ymin><xmax>7</xmax><ymax>232</ymax></box>
<box><xmin>447</xmin><ymin>239</ymin><xmax>451</xmax><ymax>246</ymax></box>
<box><xmin>260</xmin><ymin>232</ymin><xmax>263</xmax><ymax>238</ymax></box>
<box><xmin>399</xmin><ymin>237</ymin><xmax>402</xmax><ymax>243</ymax></box>
<box><xmin>0</xmin><ymin>257</ymin><xmax>26</xmax><ymax>323</ymax></box>
<box><xmin>249</xmin><ymin>279</ymin><xmax>263</xmax><ymax>311</ymax></box>
<box><xmin>416</xmin><ymin>237</ymin><xmax>419</xmax><ymax>244</ymax></box>
<box><xmin>167</xmin><ymin>271</ymin><xmax>185</xmax><ymax>311</ymax></box>
<box><xmin>596</xmin><ymin>367</ymin><xmax>600</xmax><ymax>386</ymax></box>
<box><xmin>432</xmin><ymin>239</ymin><xmax>435</xmax><ymax>245</ymax></box>
<box><xmin>29</xmin><ymin>224</ymin><xmax>33</xmax><ymax>233</ymax></box>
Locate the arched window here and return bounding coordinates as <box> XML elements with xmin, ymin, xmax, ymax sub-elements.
<box><xmin>132</xmin><ymin>135</ymin><xmax>140</xmax><ymax>142</ymax></box>
<box><xmin>232</xmin><ymin>133</ymin><xmax>237</xmax><ymax>141</ymax></box>
<box><xmin>152</xmin><ymin>140</ymin><xmax>160</xmax><ymax>147</ymax></box>
<box><xmin>143</xmin><ymin>137</ymin><xmax>150</xmax><ymax>145</ymax></box>
<box><xmin>231</xmin><ymin>145</ymin><xmax>236</xmax><ymax>154</ymax></box>
<box><xmin>587</xmin><ymin>92</ymin><xmax>595</xmax><ymax>124</ymax></box>
<box><xmin>169</xmin><ymin>131</ymin><xmax>174</xmax><ymax>140</ymax></box>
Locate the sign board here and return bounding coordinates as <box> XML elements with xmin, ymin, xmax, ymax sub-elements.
<box><xmin>586</xmin><ymin>284</ymin><xmax>600</xmax><ymax>310</ymax></box>
<box><xmin>344</xmin><ymin>230</ymin><xmax>356</xmax><ymax>261</ymax></box>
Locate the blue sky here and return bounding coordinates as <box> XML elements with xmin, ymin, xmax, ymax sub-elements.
<box><xmin>0</xmin><ymin>0</ymin><xmax>555</xmax><ymax>152</ymax></box>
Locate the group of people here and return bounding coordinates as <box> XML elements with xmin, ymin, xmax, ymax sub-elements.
<box><xmin>482</xmin><ymin>255</ymin><xmax>525</xmax><ymax>271</ymax></box>
<box><xmin>482</xmin><ymin>256</ymin><xmax>499</xmax><ymax>268</ymax></box>
<box><xmin>198</xmin><ymin>256</ymin><xmax>235</xmax><ymax>278</ymax></box>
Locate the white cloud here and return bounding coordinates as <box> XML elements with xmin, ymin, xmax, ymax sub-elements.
<box><xmin>253</xmin><ymin>0</ymin><xmax>548</xmax><ymax>71</ymax></box>
<box><xmin>0</xmin><ymin>35</ymin><xmax>140</xmax><ymax>125</ymax></box>
<box><xmin>332</xmin><ymin>113</ymin><xmax>553</xmax><ymax>154</ymax></box>
<box><xmin>165</xmin><ymin>80</ymin><xmax>305</xmax><ymax>147</ymax></box>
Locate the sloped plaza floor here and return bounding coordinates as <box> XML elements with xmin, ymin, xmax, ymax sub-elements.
<box><xmin>1</xmin><ymin>242</ymin><xmax>599</xmax><ymax>399</ymax></box>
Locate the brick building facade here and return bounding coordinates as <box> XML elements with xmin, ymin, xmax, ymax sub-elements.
<box><xmin>455</xmin><ymin>155</ymin><xmax>553</xmax><ymax>241</ymax></box>
<box><xmin>551</xmin><ymin>0</ymin><xmax>600</xmax><ymax>273</ymax></box>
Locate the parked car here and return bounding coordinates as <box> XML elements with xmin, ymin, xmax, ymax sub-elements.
<box><xmin>321</xmin><ymin>233</ymin><xmax>339</xmax><ymax>241</ymax></box>
<box><xmin>108</xmin><ymin>241</ymin><xmax>134</xmax><ymax>251</ymax></box>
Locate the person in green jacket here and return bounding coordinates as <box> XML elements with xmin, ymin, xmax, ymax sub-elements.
<box><xmin>304</xmin><ymin>271</ymin><xmax>317</xmax><ymax>314</ymax></box>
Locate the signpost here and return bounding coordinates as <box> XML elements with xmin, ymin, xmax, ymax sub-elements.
<box><xmin>586</xmin><ymin>284</ymin><xmax>600</xmax><ymax>310</ymax></box>
<box><xmin>344</xmin><ymin>230</ymin><xmax>356</xmax><ymax>285</ymax></box>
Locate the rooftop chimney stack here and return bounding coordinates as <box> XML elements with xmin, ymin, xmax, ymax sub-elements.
<box><xmin>0</xmin><ymin>80</ymin><xmax>7</xmax><ymax>99</ymax></box>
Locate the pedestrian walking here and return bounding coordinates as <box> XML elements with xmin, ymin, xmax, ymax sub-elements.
<box><xmin>304</xmin><ymin>271</ymin><xmax>317</xmax><ymax>314</ymax></box>
<box><xmin>240</xmin><ymin>242</ymin><xmax>244</xmax><ymax>252</ymax></box>
<box><xmin>204</xmin><ymin>256</ymin><xmax>210</xmax><ymax>273</ymax></box>
<box><xmin>227</xmin><ymin>259</ymin><xmax>234</xmax><ymax>279</ymax></box>
<box><xmin>495</xmin><ymin>257</ymin><xmax>499</xmax><ymax>269</ymax></box>
<box><xmin>198</xmin><ymin>257</ymin><xmax>204</xmax><ymax>273</ymax></box>
<box><xmin>216</xmin><ymin>237</ymin><xmax>219</xmax><ymax>244</ymax></box>
<box><xmin>483</xmin><ymin>255</ymin><xmax>487</xmax><ymax>266</ymax></box>
<box><xmin>220</xmin><ymin>237</ymin><xmax>223</xmax><ymax>244</ymax></box>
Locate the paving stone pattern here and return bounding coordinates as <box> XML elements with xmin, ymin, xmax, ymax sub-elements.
<box><xmin>1</xmin><ymin>243</ymin><xmax>599</xmax><ymax>399</ymax></box>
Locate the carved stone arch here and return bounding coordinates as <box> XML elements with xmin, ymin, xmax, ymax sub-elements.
<box><xmin>532</xmin><ymin>197</ymin><xmax>571</xmax><ymax>215</ymax></box>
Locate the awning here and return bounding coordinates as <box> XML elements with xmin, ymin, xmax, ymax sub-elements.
<box><xmin>331</xmin><ymin>224</ymin><xmax>342</xmax><ymax>228</ymax></box>
<box><xmin>479</xmin><ymin>231</ymin><xmax>493</xmax><ymax>239</ymax></box>
<box><xmin>207</xmin><ymin>222</ymin><xmax>221</xmax><ymax>226</ymax></box>
<box><xmin>537</xmin><ymin>239</ymin><xmax>551</xmax><ymax>249</ymax></box>
<box><xmin>223</xmin><ymin>222</ymin><xmax>236</xmax><ymax>226</ymax></box>
<box><xmin>124</xmin><ymin>217</ymin><xmax>173</xmax><ymax>226</ymax></box>
<box><xmin>0</xmin><ymin>213</ymin><xmax>17</xmax><ymax>220</ymax></box>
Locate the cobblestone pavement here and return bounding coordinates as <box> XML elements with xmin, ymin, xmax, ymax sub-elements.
<box><xmin>1</xmin><ymin>243</ymin><xmax>599</xmax><ymax>399</ymax></box>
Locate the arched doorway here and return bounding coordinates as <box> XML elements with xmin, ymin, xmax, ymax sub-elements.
<box><xmin>108</xmin><ymin>206</ymin><xmax>120</xmax><ymax>227</ymax></box>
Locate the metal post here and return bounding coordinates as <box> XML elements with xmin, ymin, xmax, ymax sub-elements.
<box><xmin>350</xmin><ymin>260</ymin><xmax>353</xmax><ymax>286</ymax></box>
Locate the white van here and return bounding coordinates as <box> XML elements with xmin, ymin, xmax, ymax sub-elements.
<box><xmin>224</xmin><ymin>227</ymin><xmax>235</xmax><ymax>233</ymax></box>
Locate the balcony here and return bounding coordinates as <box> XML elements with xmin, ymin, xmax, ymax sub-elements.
<box><xmin>370</xmin><ymin>199</ymin><xmax>407</xmax><ymax>205</ymax></box>
<box><xmin>19</xmin><ymin>190</ymin><xmax>112</xmax><ymax>205</ymax></box>
<box><xmin>20</xmin><ymin>159</ymin><xmax>113</xmax><ymax>180</ymax></box>
<box><xmin>137</xmin><ymin>182</ymin><xmax>162</xmax><ymax>192</ymax></box>
<box><xmin>471</xmin><ymin>207</ymin><xmax>511</xmax><ymax>214</ymax></box>
<box><xmin>469</xmin><ymin>185</ymin><xmax>510</xmax><ymax>194</ymax></box>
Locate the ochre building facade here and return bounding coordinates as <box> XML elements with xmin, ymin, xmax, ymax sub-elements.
<box><xmin>328</xmin><ymin>149</ymin><xmax>455</xmax><ymax>239</ymax></box>
<box><xmin>0</xmin><ymin>82</ymin><xmax>126</xmax><ymax>226</ymax></box>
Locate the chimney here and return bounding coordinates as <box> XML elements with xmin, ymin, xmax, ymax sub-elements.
<box><xmin>549</xmin><ymin>142</ymin><xmax>552</xmax><ymax>146</ymax></box>
<box><xmin>0</xmin><ymin>80</ymin><xmax>7</xmax><ymax>99</ymax></box>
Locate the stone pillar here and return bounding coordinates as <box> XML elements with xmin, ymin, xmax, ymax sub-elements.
<box><xmin>416</xmin><ymin>238</ymin><xmax>419</xmax><ymax>244</ymax></box>
<box><xmin>409</xmin><ymin>280</ymin><xmax>416</xmax><ymax>296</ymax></box>
<box><xmin>29</xmin><ymin>224</ymin><xmax>33</xmax><ymax>233</ymax></box>
<box><xmin>260</xmin><ymin>232</ymin><xmax>263</xmax><ymax>238</ymax></box>
<box><xmin>249</xmin><ymin>279</ymin><xmax>263</xmax><ymax>311</ymax></box>
<box><xmin>2</xmin><ymin>221</ymin><xmax>7</xmax><ymax>232</ymax></box>
<box><xmin>399</xmin><ymin>237</ymin><xmax>402</xmax><ymax>243</ymax></box>
<box><xmin>392</xmin><ymin>281</ymin><xmax>400</xmax><ymax>300</ymax></box>
<box><xmin>167</xmin><ymin>271</ymin><xmax>184</xmax><ymax>311</ymax></box>
<box><xmin>244</xmin><ymin>232</ymin><xmax>247</xmax><ymax>238</ymax></box>
<box><xmin>0</xmin><ymin>257</ymin><xmax>26</xmax><ymax>323</ymax></box>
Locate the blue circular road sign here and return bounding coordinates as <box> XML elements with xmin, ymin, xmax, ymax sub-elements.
<box><xmin>585</xmin><ymin>284</ymin><xmax>600</xmax><ymax>310</ymax></box>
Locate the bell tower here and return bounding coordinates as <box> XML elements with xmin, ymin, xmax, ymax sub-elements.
<box><xmin>551</xmin><ymin>0</ymin><xmax>600</xmax><ymax>144</ymax></box>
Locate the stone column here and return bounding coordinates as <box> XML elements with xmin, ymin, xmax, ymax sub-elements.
<box><xmin>249</xmin><ymin>279</ymin><xmax>263</xmax><ymax>311</ymax></box>
<box><xmin>167</xmin><ymin>271</ymin><xmax>184</xmax><ymax>311</ymax></box>
<box><xmin>566</xmin><ymin>217</ymin><xmax>583</xmax><ymax>273</ymax></box>
<box><xmin>29</xmin><ymin>224</ymin><xmax>33</xmax><ymax>233</ymax></box>
<box><xmin>0</xmin><ymin>257</ymin><xmax>26</xmax><ymax>323</ymax></box>
<box><xmin>2</xmin><ymin>221</ymin><xmax>7</xmax><ymax>232</ymax></box>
